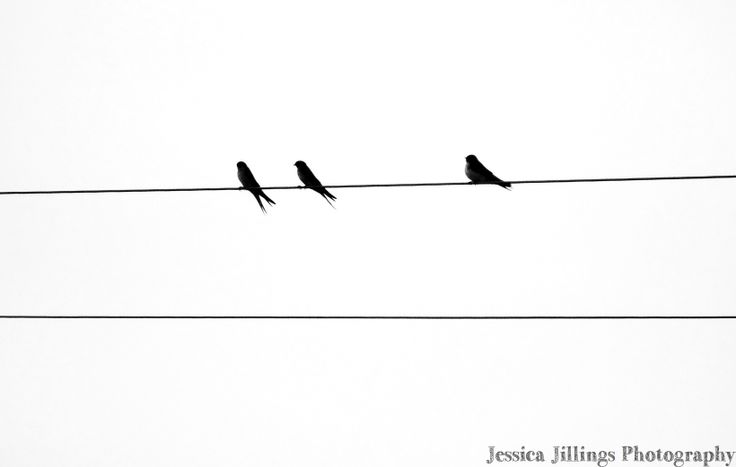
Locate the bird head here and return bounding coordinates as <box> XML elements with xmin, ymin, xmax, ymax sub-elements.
<box><xmin>294</xmin><ymin>161</ymin><xmax>306</xmax><ymax>168</ymax></box>
<box><xmin>237</xmin><ymin>161</ymin><xmax>247</xmax><ymax>169</ymax></box>
<box><xmin>465</xmin><ymin>155</ymin><xmax>478</xmax><ymax>162</ymax></box>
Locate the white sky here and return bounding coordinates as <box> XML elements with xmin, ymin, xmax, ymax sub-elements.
<box><xmin>1</xmin><ymin>1</ymin><xmax>735</xmax><ymax>466</ymax></box>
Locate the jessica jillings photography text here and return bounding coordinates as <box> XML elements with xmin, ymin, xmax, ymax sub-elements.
<box><xmin>486</xmin><ymin>446</ymin><xmax>736</xmax><ymax>467</ymax></box>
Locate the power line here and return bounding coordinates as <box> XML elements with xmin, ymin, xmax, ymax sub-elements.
<box><xmin>1</xmin><ymin>174</ymin><xmax>735</xmax><ymax>196</ymax></box>
<box><xmin>0</xmin><ymin>315</ymin><xmax>734</xmax><ymax>319</ymax></box>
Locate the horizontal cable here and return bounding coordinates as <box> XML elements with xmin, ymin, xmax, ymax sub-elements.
<box><xmin>0</xmin><ymin>315</ymin><xmax>734</xmax><ymax>320</ymax></box>
<box><xmin>0</xmin><ymin>174</ymin><xmax>735</xmax><ymax>196</ymax></box>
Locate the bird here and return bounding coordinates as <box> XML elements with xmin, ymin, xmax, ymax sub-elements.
<box><xmin>464</xmin><ymin>155</ymin><xmax>511</xmax><ymax>189</ymax></box>
<box><xmin>294</xmin><ymin>160</ymin><xmax>337</xmax><ymax>207</ymax></box>
<box><xmin>237</xmin><ymin>161</ymin><xmax>276</xmax><ymax>213</ymax></box>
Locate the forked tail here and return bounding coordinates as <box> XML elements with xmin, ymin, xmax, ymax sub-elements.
<box><xmin>262</xmin><ymin>191</ymin><xmax>276</xmax><ymax>206</ymax></box>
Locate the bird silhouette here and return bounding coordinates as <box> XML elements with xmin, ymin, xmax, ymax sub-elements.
<box><xmin>294</xmin><ymin>161</ymin><xmax>337</xmax><ymax>207</ymax></box>
<box><xmin>237</xmin><ymin>161</ymin><xmax>276</xmax><ymax>213</ymax></box>
<box><xmin>465</xmin><ymin>155</ymin><xmax>511</xmax><ymax>189</ymax></box>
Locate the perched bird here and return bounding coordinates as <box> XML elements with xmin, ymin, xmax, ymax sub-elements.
<box><xmin>237</xmin><ymin>161</ymin><xmax>276</xmax><ymax>213</ymax></box>
<box><xmin>294</xmin><ymin>160</ymin><xmax>337</xmax><ymax>207</ymax></box>
<box><xmin>465</xmin><ymin>155</ymin><xmax>511</xmax><ymax>189</ymax></box>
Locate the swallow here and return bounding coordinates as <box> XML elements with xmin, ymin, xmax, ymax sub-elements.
<box><xmin>465</xmin><ymin>155</ymin><xmax>511</xmax><ymax>189</ymax></box>
<box><xmin>294</xmin><ymin>160</ymin><xmax>337</xmax><ymax>207</ymax></box>
<box><xmin>237</xmin><ymin>161</ymin><xmax>276</xmax><ymax>213</ymax></box>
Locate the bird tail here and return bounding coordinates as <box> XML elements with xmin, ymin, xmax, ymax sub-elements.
<box><xmin>319</xmin><ymin>191</ymin><xmax>336</xmax><ymax>209</ymax></box>
<box><xmin>261</xmin><ymin>191</ymin><xmax>276</xmax><ymax>206</ymax></box>
<box><xmin>251</xmin><ymin>192</ymin><xmax>267</xmax><ymax>214</ymax></box>
<box><xmin>322</xmin><ymin>188</ymin><xmax>337</xmax><ymax>201</ymax></box>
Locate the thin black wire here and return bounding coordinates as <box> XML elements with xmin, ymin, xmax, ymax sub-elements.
<box><xmin>0</xmin><ymin>315</ymin><xmax>734</xmax><ymax>319</ymax></box>
<box><xmin>1</xmin><ymin>174</ymin><xmax>735</xmax><ymax>196</ymax></box>
<box><xmin>2</xmin><ymin>174</ymin><xmax>733</xmax><ymax>320</ymax></box>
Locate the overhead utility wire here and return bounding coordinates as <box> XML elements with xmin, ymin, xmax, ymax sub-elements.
<box><xmin>0</xmin><ymin>315</ymin><xmax>734</xmax><ymax>320</ymax></box>
<box><xmin>0</xmin><ymin>174</ymin><xmax>735</xmax><ymax>196</ymax></box>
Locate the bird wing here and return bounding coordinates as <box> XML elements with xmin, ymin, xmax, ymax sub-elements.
<box><xmin>240</xmin><ymin>172</ymin><xmax>261</xmax><ymax>189</ymax></box>
<box><xmin>476</xmin><ymin>163</ymin><xmax>496</xmax><ymax>180</ymax></box>
<box><xmin>300</xmin><ymin>168</ymin><xmax>321</xmax><ymax>186</ymax></box>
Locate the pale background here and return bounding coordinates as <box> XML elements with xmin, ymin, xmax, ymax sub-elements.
<box><xmin>0</xmin><ymin>1</ymin><xmax>734</xmax><ymax>466</ymax></box>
